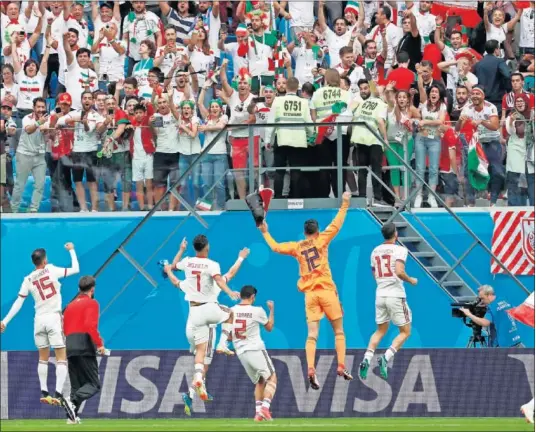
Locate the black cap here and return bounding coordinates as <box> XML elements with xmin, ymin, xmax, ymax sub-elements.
<box><xmin>100</xmin><ymin>2</ymin><xmax>113</xmax><ymax>9</ymax></box>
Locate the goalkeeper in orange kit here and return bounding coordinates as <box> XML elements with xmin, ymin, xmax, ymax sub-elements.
<box><xmin>258</xmin><ymin>192</ymin><xmax>353</xmax><ymax>389</ymax></box>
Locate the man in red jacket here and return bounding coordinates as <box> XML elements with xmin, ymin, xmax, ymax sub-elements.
<box><xmin>63</xmin><ymin>276</ymin><xmax>106</xmax><ymax>424</ymax></box>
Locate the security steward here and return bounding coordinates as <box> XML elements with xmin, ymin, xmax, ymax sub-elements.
<box><xmin>63</xmin><ymin>276</ymin><xmax>106</xmax><ymax>420</ymax></box>
<box><xmin>265</xmin><ymin>77</ymin><xmax>315</xmax><ymax>199</ymax></box>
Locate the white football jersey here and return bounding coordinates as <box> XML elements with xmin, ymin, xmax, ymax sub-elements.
<box><xmin>18</xmin><ymin>264</ymin><xmax>68</xmax><ymax>317</ymax></box>
<box><xmin>231</xmin><ymin>304</ymin><xmax>268</xmax><ymax>356</ymax></box>
<box><xmin>176</xmin><ymin>256</ymin><xmax>222</xmax><ymax>303</ymax></box>
<box><xmin>370</xmin><ymin>243</ymin><xmax>408</xmax><ymax>298</ymax></box>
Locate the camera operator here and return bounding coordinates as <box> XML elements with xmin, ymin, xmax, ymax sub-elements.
<box><xmin>460</xmin><ymin>285</ymin><xmax>523</xmax><ymax>348</ymax></box>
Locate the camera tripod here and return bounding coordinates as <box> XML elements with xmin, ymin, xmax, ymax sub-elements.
<box><xmin>466</xmin><ymin>333</ymin><xmax>488</xmax><ymax>348</ymax></box>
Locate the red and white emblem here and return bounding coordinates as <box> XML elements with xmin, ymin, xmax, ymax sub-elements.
<box><xmin>521</xmin><ymin>217</ymin><xmax>535</xmax><ymax>265</ymax></box>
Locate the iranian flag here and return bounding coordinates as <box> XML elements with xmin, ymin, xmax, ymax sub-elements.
<box><xmin>507</xmin><ymin>292</ymin><xmax>535</xmax><ymax>328</ymax></box>
<box><xmin>462</xmin><ymin>121</ymin><xmax>489</xmax><ymax>191</ymax></box>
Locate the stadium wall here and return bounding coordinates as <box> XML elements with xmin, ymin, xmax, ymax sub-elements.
<box><xmin>0</xmin><ymin>349</ymin><xmax>533</xmax><ymax>419</ymax></box>
<box><xmin>0</xmin><ymin>209</ymin><xmax>534</xmax><ymax>352</ymax></box>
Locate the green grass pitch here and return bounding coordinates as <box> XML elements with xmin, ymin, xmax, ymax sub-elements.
<box><xmin>0</xmin><ymin>418</ymin><xmax>532</xmax><ymax>431</ymax></box>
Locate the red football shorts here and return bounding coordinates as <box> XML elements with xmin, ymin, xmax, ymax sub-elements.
<box><xmin>231</xmin><ymin>136</ymin><xmax>260</xmax><ymax>170</ymax></box>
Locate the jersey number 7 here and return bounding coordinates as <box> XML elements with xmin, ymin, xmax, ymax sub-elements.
<box><xmin>192</xmin><ymin>270</ymin><xmax>201</xmax><ymax>292</ymax></box>
<box><xmin>32</xmin><ymin>276</ymin><xmax>57</xmax><ymax>301</ymax></box>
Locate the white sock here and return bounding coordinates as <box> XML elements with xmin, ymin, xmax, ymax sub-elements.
<box><xmin>218</xmin><ymin>323</ymin><xmax>232</xmax><ymax>347</ymax></box>
<box><xmin>262</xmin><ymin>398</ymin><xmax>271</xmax><ymax>410</ymax></box>
<box><xmin>188</xmin><ymin>386</ymin><xmax>196</xmax><ymax>399</ymax></box>
<box><xmin>524</xmin><ymin>398</ymin><xmax>535</xmax><ymax>408</ymax></box>
<box><xmin>364</xmin><ymin>349</ymin><xmax>374</xmax><ymax>363</ymax></box>
<box><xmin>384</xmin><ymin>346</ymin><xmax>397</xmax><ymax>362</ymax></box>
<box><xmin>38</xmin><ymin>361</ymin><xmax>48</xmax><ymax>393</ymax></box>
<box><xmin>194</xmin><ymin>363</ymin><xmax>204</xmax><ymax>382</ymax></box>
<box><xmin>255</xmin><ymin>401</ymin><xmax>262</xmax><ymax>413</ymax></box>
<box><xmin>55</xmin><ymin>361</ymin><xmax>68</xmax><ymax>394</ymax></box>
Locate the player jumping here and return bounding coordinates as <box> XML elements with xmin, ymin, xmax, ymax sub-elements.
<box><xmin>163</xmin><ymin>234</ymin><xmax>240</xmax><ymax>402</ymax></box>
<box><xmin>230</xmin><ymin>285</ymin><xmax>276</xmax><ymax>422</ymax></box>
<box><xmin>0</xmin><ymin>243</ymin><xmax>80</xmax><ymax>421</ymax></box>
<box><xmin>360</xmin><ymin>223</ymin><xmax>418</xmax><ymax>381</ymax></box>
<box><xmin>259</xmin><ymin>192</ymin><xmax>353</xmax><ymax>389</ymax></box>
<box><xmin>165</xmin><ymin>238</ymin><xmax>249</xmax><ymax>415</ymax></box>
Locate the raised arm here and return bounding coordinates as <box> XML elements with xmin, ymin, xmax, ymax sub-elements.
<box><xmin>63</xmin><ymin>32</ymin><xmax>74</xmax><ymax>67</ymax></box>
<box><xmin>213</xmin><ymin>275</ymin><xmax>241</xmax><ymax>300</ymax></box>
<box><xmin>264</xmin><ymin>301</ymin><xmax>274</xmax><ymax>331</ymax></box>
<box><xmin>220</xmin><ymin>59</ymin><xmax>234</xmax><ymax>97</ymax></box>
<box><xmin>318</xmin><ymin>192</ymin><xmax>350</xmax><ymax>245</ymax></box>
<box><xmin>317</xmin><ymin>0</ymin><xmax>328</xmax><ymax>33</ymax></box>
<box><xmin>198</xmin><ymin>86</ymin><xmax>210</xmax><ymax>120</ymax></box>
<box><xmin>258</xmin><ymin>221</ymin><xmax>298</xmax><ymax>256</ymax></box>
<box><xmin>0</xmin><ymin>281</ymin><xmax>29</xmax><ymax>330</ymax></box>
<box><xmin>60</xmin><ymin>242</ymin><xmax>80</xmax><ymax>277</ymax></box>
<box><xmin>223</xmin><ymin>248</ymin><xmax>250</xmax><ymax>282</ymax></box>
<box><xmin>172</xmin><ymin>238</ymin><xmax>188</xmax><ymax>268</ymax></box>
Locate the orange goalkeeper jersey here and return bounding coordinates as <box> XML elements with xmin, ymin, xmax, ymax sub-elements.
<box><xmin>262</xmin><ymin>202</ymin><xmax>349</xmax><ymax>293</ymax></box>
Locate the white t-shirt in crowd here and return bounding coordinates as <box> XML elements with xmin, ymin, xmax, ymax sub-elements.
<box><xmin>460</xmin><ymin>102</ymin><xmax>500</xmax><ymax>142</ymax></box>
<box><xmin>65</xmin><ymin>62</ymin><xmax>99</xmax><ymax>110</ymax></box>
<box><xmin>178</xmin><ymin>116</ymin><xmax>202</xmax><ymax>155</ymax></box>
<box><xmin>66</xmin><ymin>17</ymin><xmax>89</xmax><ymax>49</ymax></box>
<box><xmin>155</xmin><ymin>44</ymin><xmax>189</xmax><ymax>76</ymax></box>
<box><xmin>231</xmin><ymin>304</ymin><xmax>269</xmax><ymax>356</ymax></box>
<box><xmin>520</xmin><ymin>8</ymin><xmax>535</xmax><ymax>49</ymax></box>
<box><xmin>366</xmin><ymin>22</ymin><xmax>403</xmax><ymax>69</ymax></box>
<box><xmin>289</xmin><ymin>0</ymin><xmax>315</xmax><ymax>28</ymax></box>
<box><xmin>486</xmin><ymin>23</ymin><xmax>508</xmax><ymax>46</ymax></box>
<box><xmin>92</xmin><ymin>16</ymin><xmax>120</xmax><ymax>56</ymax></box>
<box><xmin>419</xmin><ymin>102</ymin><xmax>447</xmax><ymax>137</ymax></box>
<box><xmin>228</xmin><ymin>92</ymin><xmax>256</xmax><ymax>138</ymax></box>
<box><xmin>18</xmin><ymin>114</ymin><xmax>46</xmax><ymax>155</ymax></box>
<box><xmin>292</xmin><ymin>44</ymin><xmax>318</xmax><ymax>86</ymax></box>
<box><xmin>43</xmin><ymin>13</ymin><xmax>66</xmax><ymax>56</ymax></box>
<box><xmin>371</xmin><ymin>243</ymin><xmax>408</xmax><ymax>298</ymax></box>
<box><xmin>204</xmin><ymin>114</ymin><xmax>228</xmax><ymax>155</ymax></box>
<box><xmin>123</xmin><ymin>11</ymin><xmax>161</xmax><ymax>61</ymax></box>
<box><xmin>98</xmin><ymin>40</ymin><xmax>127</xmax><ymax>82</ymax></box>
<box><xmin>324</xmin><ymin>27</ymin><xmax>352</xmax><ymax>68</ymax></box>
<box><xmin>58</xmin><ymin>110</ymin><xmax>104</xmax><ymax>152</ymax></box>
<box><xmin>3</xmin><ymin>39</ymin><xmax>31</xmax><ymax>66</ymax></box>
<box><xmin>223</xmin><ymin>42</ymin><xmax>249</xmax><ymax>75</ymax></box>
<box><xmin>414</xmin><ymin>9</ymin><xmax>436</xmax><ymax>50</ymax></box>
<box><xmin>189</xmin><ymin>49</ymin><xmax>214</xmax><ymax>88</ymax></box>
<box><xmin>153</xmin><ymin>112</ymin><xmax>180</xmax><ymax>153</ymax></box>
<box><xmin>16</xmin><ymin>71</ymin><xmax>46</xmax><ymax>111</ymax></box>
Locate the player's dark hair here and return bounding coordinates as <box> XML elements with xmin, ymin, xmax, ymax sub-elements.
<box><xmin>134</xmin><ymin>103</ymin><xmax>146</xmax><ymax>112</ymax></box>
<box><xmin>357</xmin><ymin>79</ymin><xmax>369</xmax><ymax>88</ymax></box>
<box><xmin>31</xmin><ymin>248</ymin><xmax>47</xmax><ymax>266</ymax></box>
<box><xmin>125</xmin><ymin>77</ymin><xmax>139</xmax><ymax>88</ymax></box>
<box><xmin>240</xmin><ymin>285</ymin><xmax>258</xmax><ymax>299</ymax></box>
<box><xmin>304</xmin><ymin>219</ymin><xmax>319</xmax><ymax>235</ymax></box>
<box><xmin>76</xmin><ymin>48</ymin><xmax>91</xmax><ymax>58</ymax></box>
<box><xmin>193</xmin><ymin>234</ymin><xmax>209</xmax><ymax>252</ymax></box>
<box><xmin>79</xmin><ymin>275</ymin><xmax>96</xmax><ymax>292</ymax></box>
<box><xmin>381</xmin><ymin>223</ymin><xmax>397</xmax><ymax>240</ymax></box>
<box><xmin>511</xmin><ymin>72</ymin><xmax>525</xmax><ymax>82</ymax></box>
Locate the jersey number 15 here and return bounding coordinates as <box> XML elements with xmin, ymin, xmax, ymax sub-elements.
<box><xmin>32</xmin><ymin>276</ymin><xmax>57</xmax><ymax>301</ymax></box>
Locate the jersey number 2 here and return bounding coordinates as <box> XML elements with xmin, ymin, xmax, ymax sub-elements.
<box><xmin>32</xmin><ymin>276</ymin><xmax>57</xmax><ymax>301</ymax></box>
<box><xmin>234</xmin><ymin>319</ymin><xmax>247</xmax><ymax>340</ymax></box>
<box><xmin>375</xmin><ymin>255</ymin><xmax>393</xmax><ymax>278</ymax></box>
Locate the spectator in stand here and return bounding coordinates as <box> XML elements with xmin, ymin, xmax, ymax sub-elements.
<box><xmin>65</xmin><ymin>1</ymin><xmax>89</xmax><ymax>49</ymax></box>
<box><xmin>354</xmin><ymin>35</ymin><xmax>386</xmax><ymax>84</ymax></box>
<box><xmin>129</xmin><ymin>102</ymin><xmax>155</xmax><ymax>211</ymax></box>
<box><xmin>457</xmin><ymin>87</ymin><xmax>502</xmax><ymax>207</ymax></box>
<box><xmin>317</xmin><ymin>0</ymin><xmax>353</xmax><ymax>68</ymax></box>
<box><xmin>414</xmin><ymin>64</ymin><xmax>447</xmax><ymax>208</ymax></box>
<box><xmin>218</xmin><ymin>23</ymin><xmax>249</xmax><ymax>76</ymax></box>
<box><xmin>518</xmin><ymin>3</ymin><xmax>535</xmax><ymax>56</ymax></box>
<box><xmin>438</xmin><ymin>123</ymin><xmax>461</xmax><ymax>208</ymax></box>
<box><xmin>501</xmin><ymin>73</ymin><xmax>535</xmax><ymax>124</ymax></box>
<box><xmin>155</xmin><ymin>26</ymin><xmax>189</xmax><ymax>77</ymax></box>
<box><xmin>63</xmin><ymin>34</ymin><xmax>98</xmax><ymax>110</ymax></box>
<box><xmin>474</xmin><ymin>40</ymin><xmax>512</xmax><ymax>113</ymax></box>
<box><xmin>187</xmin><ymin>26</ymin><xmax>215</xmax><ymax>96</ymax></box>
<box><xmin>219</xmin><ymin>62</ymin><xmax>258</xmax><ymax>200</ymax></box>
<box><xmin>411</xmin><ymin>60</ymin><xmax>447</xmax><ymax>109</ymax></box>
<box><xmin>115</xmin><ymin>77</ymin><xmax>140</xmax><ymax>110</ymax></box>
<box><xmin>285</xmin><ymin>0</ymin><xmax>315</xmax><ymax>42</ymax></box>
<box><xmin>450</xmin><ymin>85</ymin><xmax>470</xmax><ymax>123</ymax></box>
<box><xmin>483</xmin><ymin>2</ymin><xmax>521</xmax><ymax>58</ymax></box>
<box><xmin>438</xmin><ymin>56</ymin><xmax>478</xmax><ymax>94</ymax></box>
<box><xmin>412</xmin><ymin>0</ymin><xmax>435</xmax><ymax>50</ymax></box>
<box><xmin>193</xmin><ymin>1</ymin><xmax>222</xmax><ymax>61</ymax></box>
<box><xmin>396</xmin><ymin>8</ymin><xmax>422</xmax><ymax>72</ymax></box>
<box><xmin>350</xmin><ymin>78</ymin><xmax>389</xmax><ymax>205</ymax></box>
<box><xmin>158</xmin><ymin>0</ymin><xmax>195</xmax><ymax>46</ymax></box>
<box><xmin>385</xmin><ymin>51</ymin><xmax>415</xmax><ymax>92</ymax></box>
<box><xmin>0</xmin><ymin>100</ymin><xmax>17</xmax><ymax>212</ymax></box>
<box><xmin>384</xmin><ymin>82</ymin><xmax>420</xmax><ymax>203</ymax></box>
<box><xmin>363</xmin><ymin>5</ymin><xmax>403</xmax><ymax>71</ymax></box>
<box><xmin>101</xmin><ymin>96</ymin><xmax>132</xmax><ymax>212</ymax></box>
<box><xmin>167</xmin><ymin>65</ymin><xmax>198</xmax><ymax>108</ymax></box>
<box><xmin>287</xmin><ymin>31</ymin><xmax>322</xmax><ymax>87</ymax></box>
<box><xmin>150</xmin><ymin>95</ymin><xmax>181</xmax><ymax>211</ymax></box>
<box><xmin>1</xmin><ymin>64</ymin><xmax>19</xmax><ymax>135</ymax></box>
<box><xmin>90</xmin><ymin>1</ymin><xmax>121</xmax><ymax>57</ymax></box>
<box><xmin>2</xmin><ymin>12</ymin><xmax>43</xmax><ymax>67</ymax></box>
<box><xmin>57</xmin><ymin>91</ymin><xmax>105</xmax><ymax>212</ymax></box>
<box><xmin>10</xmin><ymin>97</ymin><xmax>48</xmax><ymax>213</ymax></box>
<box><xmin>123</xmin><ymin>0</ymin><xmax>162</xmax><ymax>76</ymax></box>
<box><xmin>132</xmin><ymin>40</ymin><xmax>157</xmax><ymax>100</ymax></box>
<box><xmin>505</xmin><ymin>94</ymin><xmax>532</xmax><ymax>206</ymax></box>
<box><xmin>92</xmin><ymin>22</ymin><xmax>127</xmax><ymax>92</ymax></box>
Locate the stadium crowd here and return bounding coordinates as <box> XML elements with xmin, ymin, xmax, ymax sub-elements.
<box><xmin>0</xmin><ymin>0</ymin><xmax>534</xmax><ymax>213</ymax></box>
